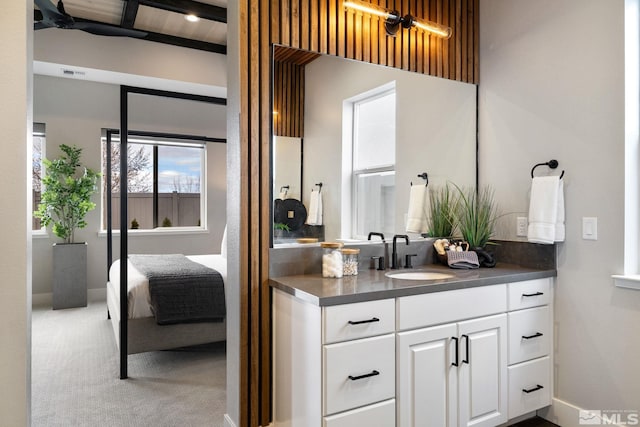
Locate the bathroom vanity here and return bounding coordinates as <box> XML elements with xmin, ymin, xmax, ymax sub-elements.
<box><xmin>270</xmin><ymin>265</ymin><xmax>555</xmax><ymax>427</ymax></box>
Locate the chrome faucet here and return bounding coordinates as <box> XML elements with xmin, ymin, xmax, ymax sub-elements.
<box><xmin>368</xmin><ymin>232</ymin><xmax>387</xmax><ymax>270</ymax></box>
<box><xmin>392</xmin><ymin>235</ymin><xmax>410</xmax><ymax>269</ymax></box>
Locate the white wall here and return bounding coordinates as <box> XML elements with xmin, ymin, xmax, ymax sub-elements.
<box><xmin>33</xmin><ymin>75</ymin><xmax>227</xmax><ymax>295</ymax></box>
<box><xmin>0</xmin><ymin>0</ymin><xmax>32</xmax><ymax>424</ymax></box>
<box><xmin>34</xmin><ymin>29</ymin><xmax>226</xmax><ymax>90</ymax></box>
<box><xmin>480</xmin><ymin>0</ymin><xmax>640</xmax><ymax>416</ymax></box>
<box><xmin>304</xmin><ymin>55</ymin><xmax>476</xmax><ymax>240</ymax></box>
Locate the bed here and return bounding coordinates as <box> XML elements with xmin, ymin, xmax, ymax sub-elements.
<box><xmin>106</xmin><ymin>254</ymin><xmax>227</xmax><ymax>355</ymax></box>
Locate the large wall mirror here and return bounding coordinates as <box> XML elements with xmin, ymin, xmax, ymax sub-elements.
<box><xmin>271</xmin><ymin>45</ymin><xmax>477</xmax><ymax>246</ymax></box>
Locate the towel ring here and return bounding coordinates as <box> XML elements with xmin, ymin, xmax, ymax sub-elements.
<box><xmin>531</xmin><ymin>160</ymin><xmax>565</xmax><ymax>179</ymax></box>
<box><xmin>411</xmin><ymin>172</ymin><xmax>429</xmax><ymax>187</ymax></box>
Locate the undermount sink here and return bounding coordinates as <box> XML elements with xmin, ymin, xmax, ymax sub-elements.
<box><xmin>385</xmin><ymin>271</ymin><xmax>454</xmax><ymax>281</ymax></box>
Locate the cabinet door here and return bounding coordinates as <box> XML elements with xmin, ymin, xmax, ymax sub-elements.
<box><xmin>458</xmin><ymin>314</ymin><xmax>508</xmax><ymax>427</ymax></box>
<box><xmin>397</xmin><ymin>323</ymin><xmax>458</xmax><ymax>427</ymax></box>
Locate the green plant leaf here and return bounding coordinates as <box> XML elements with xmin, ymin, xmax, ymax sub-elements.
<box><xmin>34</xmin><ymin>144</ymin><xmax>99</xmax><ymax>243</ymax></box>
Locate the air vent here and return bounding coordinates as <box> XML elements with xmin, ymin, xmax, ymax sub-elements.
<box><xmin>60</xmin><ymin>68</ymin><xmax>87</xmax><ymax>78</ymax></box>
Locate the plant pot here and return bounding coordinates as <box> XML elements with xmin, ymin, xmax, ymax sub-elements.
<box><xmin>52</xmin><ymin>242</ymin><xmax>87</xmax><ymax>309</ymax></box>
<box><xmin>471</xmin><ymin>246</ymin><xmax>496</xmax><ymax>268</ymax></box>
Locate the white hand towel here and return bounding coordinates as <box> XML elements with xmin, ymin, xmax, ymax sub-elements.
<box><xmin>406</xmin><ymin>184</ymin><xmax>429</xmax><ymax>234</ymax></box>
<box><xmin>306</xmin><ymin>189</ymin><xmax>323</xmax><ymax>226</ymax></box>
<box><xmin>555</xmin><ymin>179</ymin><xmax>565</xmax><ymax>242</ymax></box>
<box><xmin>527</xmin><ymin>176</ymin><xmax>560</xmax><ymax>244</ymax></box>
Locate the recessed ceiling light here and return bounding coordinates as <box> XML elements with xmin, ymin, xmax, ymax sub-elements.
<box><xmin>185</xmin><ymin>14</ymin><xmax>200</xmax><ymax>23</ymax></box>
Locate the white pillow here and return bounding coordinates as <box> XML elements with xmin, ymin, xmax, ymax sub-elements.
<box><xmin>221</xmin><ymin>226</ymin><xmax>227</xmax><ymax>258</ymax></box>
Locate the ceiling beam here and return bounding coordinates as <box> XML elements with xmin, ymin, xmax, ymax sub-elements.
<box><xmin>121</xmin><ymin>0</ymin><xmax>140</xmax><ymax>28</ymax></box>
<box><xmin>73</xmin><ymin>17</ymin><xmax>226</xmax><ymax>54</ymax></box>
<box><xmin>143</xmin><ymin>30</ymin><xmax>226</xmax><ymax>54</ymax></box>
<box><xmin>139</xmin><ymin>0</ymin><xmax>226</xmax><ymax>23</ymax></box>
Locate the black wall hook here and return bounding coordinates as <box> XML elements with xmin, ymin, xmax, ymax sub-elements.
<box><xmin>531</xmin><ymin>159</ymin><xmax>565</xmax><ymax>179</ymax></box>
<box><xmin>315</xmin><ymin>182</ymin><xmax>323</xmax><ymax>192</ymax></box>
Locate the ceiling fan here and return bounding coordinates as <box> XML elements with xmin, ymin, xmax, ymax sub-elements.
<box><xmin>34</xmin><ymin>0</ymin><xmax>147</xmax><ymax>38</ymax></box>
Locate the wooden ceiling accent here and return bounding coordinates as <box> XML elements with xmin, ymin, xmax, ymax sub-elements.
<box><xmin>273</xmin><ymin>45</ymin><xmax>321</xmax><ymax>65</ymax></box>
<box><xmin>238</xmin><ymin>1</ymin><xmax>479</xmax><ymax>425</ymax></box>
<box><xmin>37</xmin><ymin>0</ymin><xmax>227</xmax><ymax>53</ymax></box>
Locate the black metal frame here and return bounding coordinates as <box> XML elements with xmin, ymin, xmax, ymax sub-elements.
<box><xmin>110</xmin><ymin>85</ymin><xmax>226</xmax><ymax>379</ymax></box>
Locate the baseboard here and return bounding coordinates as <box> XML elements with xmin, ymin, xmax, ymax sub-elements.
<box><xmin>32</xmin><ymin>288</ymin><xmax>107</xmax><ymax>307</ymax></box>
<box><xmin>223</xmin><ymin>414</ymin><xmax>237</xmax><ymax>427</ymax></box>
<box><xmin>539</xmin><ymin>398</ymin><xmax>632</xmax><ymax>427</ymax></box>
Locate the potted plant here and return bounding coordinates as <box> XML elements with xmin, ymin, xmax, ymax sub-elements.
<box><xmin>452</xmin><ymin>184</ymin><xmax>500</xmax><ymax>267</ymax></box>
<box><xmin>34</xmin><ymin>144</ymin><xmax>99</xmax><ymax>309</ymax></box>
<box><xmin>425</xmin><ymin>183</ymin><xmax>457</xmax><ymax>238</ymax></box>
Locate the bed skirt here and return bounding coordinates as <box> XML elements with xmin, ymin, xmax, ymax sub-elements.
<box><xmin>107</xmin><ymin>280</ymin><xmax>226</xmax><ymax>355</ymax></box>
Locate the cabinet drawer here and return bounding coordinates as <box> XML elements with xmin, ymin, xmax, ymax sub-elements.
<box><xmin>323</xmin><ymin>334</ymin><xmax>395</xmax><ymax>416</ymax></box>
<box><xmin>508</xmin><ymin>306</ymin><xmax>550</xmax><ymax>365</ymax></box>
<box><xmin>324</xmin><ymin>399</ymin><xmax>395</xmax><ymax>427</ymax></box>
<box><xmin>323</xmin><ymin>299</ymin><xmax>395</xmax><ymax>344</ymax></box>
<box><xmin>508</xmin><ymin>356</ymin><xmax>551</xmax><ymax>419</ymax></box>
<box><xmin>397</xmin><ymin>284</ymin><xmax>507</xmax><ymax>331</ymax></box>
<box><xmin>508</xmin><ymin>279</ymin><xmax>550</xmax><ymax>311</ymax></box>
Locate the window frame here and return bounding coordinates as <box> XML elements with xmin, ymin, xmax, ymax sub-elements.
<box><xmin>100</xmin><ymin>129</ymin><xmax>211</xmax><ymax>233</ymax></box>
<box><xmin>32</xmin><ymin>123</ymin><xmax>47</xmax><ymax>237</ymax></box>
<box><xmin>347</xmin><ymin>84</ymin><xmax>397</xmax><ymax>240</ymax></box>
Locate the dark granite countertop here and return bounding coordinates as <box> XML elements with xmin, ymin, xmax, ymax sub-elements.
<box><xmin>269</xmin><ymin>263</ymin><xmax>556</xmax><ymax>306</ymax></box>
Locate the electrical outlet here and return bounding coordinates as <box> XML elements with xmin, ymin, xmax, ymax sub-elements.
<box><xmin>516</xmin><ymin>217</ymin><xmax>528</xmax><ymax>237</ymax></box>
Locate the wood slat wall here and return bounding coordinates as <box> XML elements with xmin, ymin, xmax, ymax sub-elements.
<box><xmin>273</xmin><ymin>61</ymin><xmax>305</xmax><ymax>137</ymax></box>
<box><xmin>239</xmin><ymin>1</ymin><xmax>479</xmax><ymax>425</ymax></box>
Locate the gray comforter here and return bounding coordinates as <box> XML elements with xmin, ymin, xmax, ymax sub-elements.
<box><xmin>129</xmin><ymin>254</ymin><xmax>226</xmax><ymax>325</ymax></box>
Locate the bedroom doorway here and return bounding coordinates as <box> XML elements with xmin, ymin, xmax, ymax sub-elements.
<box><xmin>31</xmin><ymin>78</ymin><xmax>230</xmax><ymax>425</ymax></box>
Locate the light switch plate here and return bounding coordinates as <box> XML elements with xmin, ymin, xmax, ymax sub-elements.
<box><xmin>516</xmin><ymin>217</ymin><xmax>528</xmax><ymax>237</ymax></box>
<box><xmin>582</xmin><ymin>217</ymin><xmax>598</xmax><ymax>240</ymax></box>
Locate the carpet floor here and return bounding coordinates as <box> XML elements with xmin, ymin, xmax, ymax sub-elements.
<box><xmin>31</xmin><ymin>301</ymin><xmax>226</xmax><ymax>427</ymax></box>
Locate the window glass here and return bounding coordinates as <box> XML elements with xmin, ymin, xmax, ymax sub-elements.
<box><xmin>33</xmin><ymin>123</ymin><xmax>45</xmax><ymax>231</ymax></box>
<box><xmin>353</xmin><ymin>91</ymin><xmax>396</xmax><ymax>170</ymax></box>
<box><xmin>351</xmin><ymin>89</ymin><xmax>396</xmax><ymax>238</ymax></box>
<box><xmin>102</xmin><ymin>134</ymin><xmax>205</xmax><ymax>230</ymax></box>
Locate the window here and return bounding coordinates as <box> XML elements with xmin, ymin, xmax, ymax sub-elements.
<box><xmin>351</xmin><ymin>88</ymin><xmax>396</xmax><ymax>238</ymax></box>
<box><xmin>102</xmin><ymin>132</ymin><xmax>206</xmax><ymax>231</ymax></box>
<box><xmin>32</xmin><ymin>123</ymin><xmax>45</xmax><ymax>231</ymax></box>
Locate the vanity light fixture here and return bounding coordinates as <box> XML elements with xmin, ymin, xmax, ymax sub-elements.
<box><xmin>185</xmin><ymin>14</ymin><xmax>200</xmax><ymax>23</ymax></box>
<box><xmin>343</xmin><ymin>0</ymin><xmax>452</xmax><ymax>39</ymax></box>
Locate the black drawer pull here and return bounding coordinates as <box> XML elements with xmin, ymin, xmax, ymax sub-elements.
<box><xmin>462</xmin><ymin>334</ymin><xmax>470</xmax><ymax>364</ymax></box>
<box><xmin>348</xmin><ymin>317</ymin><xmax>380</xmax><ymax>325</ymax></box>
<box><xmin>522</xmin><ymin>384</ymin><xmax>544</xmax><ymax>394</ymax></box>
<box><xmin>348</xmin><ymin>370</ymin><xmax>380</xmax><ymax>381</ymax></box>
<box><xmin>451</xmin><ymin>337</ymin><xmax>459</xmax><ymax>367</ymax></box>
<box><xmin>522</xmin><ymin>292</ymin><xmax>544</xmax><ymax>297</ymax></box>
<box><xmin>522</xmin><ymin>332</ymin><xmax>543</xmax><ymax>340</ymax></box>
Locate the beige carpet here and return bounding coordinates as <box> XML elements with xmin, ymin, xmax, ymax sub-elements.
<box><xmin>31</xmin><ymin>301</ymin><xmax>226</xmax><ymax>427</ymax></box>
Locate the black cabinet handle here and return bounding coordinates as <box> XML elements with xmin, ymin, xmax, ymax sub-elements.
<box><xmin>522</xmin><ymin>292</ymin><xmax>544</xmax><ymax>297</ymax></box>
<box><xmin>348</xmin><ymin>370</ymin><xmax>380</xmax><ymax>381</ymax></box>
<box><xmin>451</xmin><ymin>337</ymin><xmax>459</xmax><ymax>366</ymax></box>
<box><xmin>462</xmin><ymin>334</ymin><xmax>470</xmax><ymax>364</ymax></box>
<box><xmin>522</xmin><ymin>332</ymin><xmax>543</xmax><ymax>340</ymax></box>
<box><xmin>522</xmin><ymin>384</ymin><xmax>544</xmax><ymax>394</ymax></box>
<box><xmin>348</xmin><ymin>317</ymin><xmax>380</xmax><ymax>325</ymax></box>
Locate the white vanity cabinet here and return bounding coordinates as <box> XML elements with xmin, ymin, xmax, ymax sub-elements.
<box><xmin>396</xmin><ymin>285</ymin><xmax>509</xmax><ymax>427</ymax></box>
<box><xmin>272</xmin><ymin>275</ymin><xmax>553</xmax><ymax>427</ymax></box>
<box><xmin>506</xmin><ymin>279</ymin><xmax>553</xmax><ymax>419</ymax></box>
<box><xmin>273</xmin><ymin>291</ymin><xmax>396</xmax><ymax>427</ymax></box>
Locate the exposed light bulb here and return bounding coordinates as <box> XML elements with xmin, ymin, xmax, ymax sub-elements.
<box><xmin>185</xmin><ymin>14</ymin><xmax>200</xmax><ymax>23</ymax></box>
<box><xmin>343</xmin><ymin>0</ymin><xmax>451</xmax><ymax>39</ymax></box>
<box><xmin>343</xmin><ymin>0</ymin><xmax>392</xmax><ymax>19</ymax></box>
<box><xmin>412</xmin><ymin>19</ymin><xmax>452</xmax><ymax>39</ymax></box>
